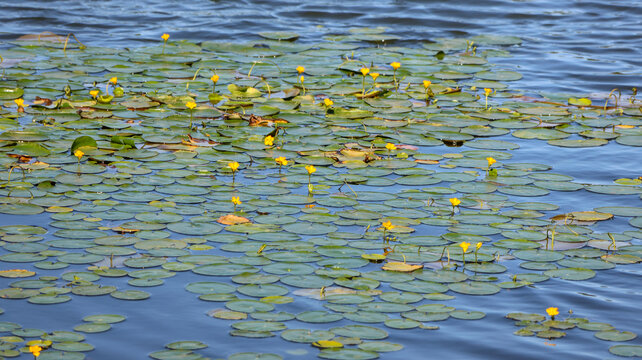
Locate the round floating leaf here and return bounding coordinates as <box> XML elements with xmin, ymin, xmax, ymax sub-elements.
<box><xmin>82</xmin><ymin>314</ymin><xmax>126</xmax><ymax>324</ymax></box>
<box><xmin>448</xmin><ymin>281</ymin><xmax>500</xmax><ymax>295</ymax></box>
<box><xmin>296</xmin><ymin>311</ymin><xmax>343</xmax><ymax>323</ymax></box>
<box><xmin>609</xmin><ymin>345</ymin><xmax>642</xmax><ymax>357</ymax></box>
<box><xmin>450</xmin><ymin>310</ymin><xmax>486</xmax><ymax>320</ymax></box>
<box><xmin>330</xmin><ymin>325</ymin><xmax>388</xmax><ymax>340</ymax></box>
<box><xmin>110</xmin><ymin>290</ymin><xmax>150</xmax><ymax>300</ymax></box>
<box><xmin>281</xmin><ymin>329</ymin><xmax>334</xmax><ymax>343</ymax></box>
<box><xmin>544</xmin><ymin>267</ymin><xmax>596</xmax><ymax>280</ymax></box>
<box><xmin>595</xmin><ymin>330</ymin><xmax>637</xmax><ymax>342</ymax></box>
<box><xmin>28</xmin><ymin>294</ymin><xmax>71</xmax><ymax>304</ymax></box>
<box><xmin>358</xmin><ymin>341</ymin><xmax>403</xmax><ymax>352</ymax></box>
<box><xmin>74</xmin><ymin>322</ymin><xmax>111</xmax><ymax>333</ymax></box>
<box><xmin>318</xmin><ymin>348</ymin><xmax>379</xmax><ymax>360</ymax></box>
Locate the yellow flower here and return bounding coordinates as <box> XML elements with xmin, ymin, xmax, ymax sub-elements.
<box><xmin>109</xmin><ymin>77</ymin><xmax>118</xmax><ymax>85</ymax></box>
<box><xmin>296</xmin><ymin>66</ymin><xmax>305</xmax><ymax>74</ymax></box>
<box><xmin>382</xmin><ymin>221</ymin><xmax>396</xmax><ymax>231</ymax></box>
<box><xmin>74</xmin><ymin>150</ymin><xmax>84</xmax><ymax>160</ymax></box>
<box><xmin>161</xmin><ymin>33</ymin><xmax>170</xmax><ymax>41</ymax></box>
<box><xmin>29</xmin><ymin>345</ymin><xmax>42</xmax><ymax>357</ymax></box>
<box><xmin>228</xmin><ymin>161</ymin><xmax>239</xmax><ymax>172</ymax></box>
<box><xmin>459</xmin><ymin>241</ymin><xmax>470</xmax><ymax>253</ymax></box>
<box><xmin>476</xmin><ymin>242</ymin><xmax>483</xmax><ymax>250</ymax></box>
<box><xmin>390</xmin><ymin>62</ymin><xmax>401</xmax><ymax>70</ymax></box>
<box><xmin>449</xmin><ymin>197</ymin><xmax>461</xmax><ymax>207</ymax></box>
<box><xmin>546</xmin><ymin>307</ymin><xmax>559</xmax><ymax>317</ymax></box>
<box><xmin>300</xmin><ymin>75</ymin><xmax>304</xmax><ymax>83</ymax></box>
<box><xmin>305</xmin><ymin>165</ymin><xmax>316</xmax><ymax>175</ymax></box>
<box><xmin>264</xmin><ymin>135</ymin><xmax>274</xmax><ymax>146</ymax></box>
<box><xmin>423</xmin><ymin>80</ymin><xmax>431</xmax><ymax>89</ymax></box>
<box><xmin>89</xmin><ymin>90</ymin><xmax>99</xmax><ymax>99</ymax></box>
<box><xmin>231</xmin><ymin>196</ymin><xmax>242</xmax><ymax>205</ymax></box>
<box><xmin>486</xmin><ymin>157</ymin><xmax>496</xmax><ymax>167</ymax></box>
<box><xmin>185</xmin><ymin>101</ymin><xmax>197</xmax><ymax>110</ymax></box>
<box><xmin>211</xmin><ymin>74</ymin><xmax>219</xmax><ymax>83</ymax></box>
<box><xmin>275</xmin><ymin>157</ymin><xmax>288</xmax><ymax>166</ymax></box>
<box><xmin>360</xmin><ymin>67</ymin><xmax>370</xmax><ymax>76</ymax></box>
<box><xmin>484</xmin><ymin>88</ymin><xmax>492</xmax><ymax>96</ymax></box>
<box><xmin>14</xmin><ymin>98</ymin><xmax>27</xmax><ymax>107</ymax></box>
<box><xmin>323</xmin><ymin>98</ymin><xmax>333</xmax><ymax>107</ymax></box>
<box><xmin>385</xmin><ymin>143</ymin><xmax>397</xmax><ymax>151</ymax></box>
<box><xmin>370</xmin><ymin>72</ymin><xmax>380</xmax><ymax>81</ymax></box>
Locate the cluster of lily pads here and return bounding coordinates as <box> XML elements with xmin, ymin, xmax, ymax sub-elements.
<box><xmin>0</xmin><ymin>27</ymin><xmax>641</xmax><ymax>359</ymax></box>
<box><xmin>0</xmin><ymin>312</ymin><xmax>124</xmax><ymax>359</ymax></box>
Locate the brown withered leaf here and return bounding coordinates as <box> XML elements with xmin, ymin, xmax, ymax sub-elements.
<box><xmin>247</xmin><ymin>114</ymin><xmax>288</xmax><ymax>127</ymax></box>
<box><xmin>217</xmin><ymin>214</ymin><xmax>251</xmax><ymax>225</ymax></box>
<box><xmin>183</xmin><ymin>134</ymin><xmax>218</xmax><ymax>147</ymax></box>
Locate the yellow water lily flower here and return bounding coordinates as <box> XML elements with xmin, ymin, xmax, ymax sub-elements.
<box><xmin>423</xmin><ymin>80</ymin><xmax>431</xmax><ymax>89</ymax></box>
<box><xmin>459</xmin><ymin>241</ymin><xmax>470</xmax><ymax>252</ymax></box>
<box><xmin>360</xmin><ymin>67</ymin><xmax>370</xmax><ymax>76</ymax></box>
<box><xmin>275</xmin><ymin>157</ymin><xmax>288</xmax><ymax>166</ymax></box>
<box><xmin>484</xmin><ymin>88</ymin><xmax>492</xmax><ymax>96</ymax></box>
<box><xmin>264</xmin><ymin>135</ymin><xmax>274</xmax><ymax>146</ymax></box>
<box><xmin>370</xmin><ymin>72</ymin><xmax>380</xmax><ymax>81</ymax></box>
<box><xmin>486</xmin><ymin>157</ymin><xmax>496</xmax><ymax>167</ymax></box>
<box><xmin>89</xmin><ymin>90</ymin><xmax>99</xmax><ymax>99</ymax></box>
<box><xmin>161</xmin><ymin>33</ymin><xmax>170</xmax><ymax>41</ymax></box>
<box><xmin>211</xmin><ymin>74</ymin><xmax>219</xmax><ymax>83</ymax></box>
<box><xmin>385</xmin><ymin>143</ymin><xmax>397</xmax><ymax>151</ymax></box>
<box><xmin>74</xmin><ymin>150</ymin><xmax>84</xmax><ymax>161</ymax></box>
<box><xmin>185</xmin><ymin>101</ymin><xmax>197</xmax><ymax>110</ymax></box>
<box><xmin>323</xmin><ymin>98</ymin><xmax>333</xmax><ymax>107</ymax></box>
<box><xmin>109</xmin><ymin>77</ymin><xmax>117</xmax><ymax>85</ymax></box>
<box><xmin>29</xmin><ymin>345</ymin><xmax>42</xmax><ymax>357</ymax></box>
<box><xmin>231</xmin><ymin>196</ymin><xmax>242</xmax><ymax>205</ymax></box>
<box><xmin>382</xmin><ymin>221</ymin><xmax>396</xmax><ymax>231</ymax></box>
<box><xmin>476</xmin><ymin>242</ymin><xmax>483</xmax><ymax>250</ymax></box>
<box><xmin>305</xmin><ymin>165</ymin><xmax>316</xmax><ymax>174</ymax></box>
<box><xmin>296</xmin><ymin>66</ymin><xmax>305</xmax><ymax>74</ymax></box>
<box><xmin>390</xmin><ymin>61</ymin><xmax>401</xmax><ymax>70</ymax></box>
<box><xmin>449</xmin><ymin>197</ymin><xmax>461</xmax><ymax>207</ymax></box>
<box><xmin>546</xmin><ymin>307</ymin><xmax>559</xmax><ymax>317</ymax></box>
<box><xmin>300</xmin><ymin>75</ymin><xmax>304</xmax><ymax>83</ymax></box>
<box><xmin>228</xmin><ymin>161</ymin><xmax>239</xmax><ymax>172</ymax></box>
<box><xmin>14</xmin><ymin>98</ymin><xmax>28</xmax><ymax>107</ymax></box>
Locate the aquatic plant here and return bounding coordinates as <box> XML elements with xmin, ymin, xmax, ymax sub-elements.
<box><xmin>484</xmin><ymin>87</ymin><xmax>492</xmax><ymax>109</ymax></box>
<box><xmin>185</xmin><ymin>101</ymin><xmax>197</xmax><ymax>129</ymax></box>
<box><xmin>546</xmin><ymin>307</ymin><xmax>559</xmax><ymax>320</ymax></box>
<box><xmin>264</xmin><ymin>135</ymin><xmax>274</xmax><ymax>147</ymax></box>
<box><xmin>305</xmin><ymin>164</ymin><xmax>316</xmax><ymax>194</ymax></box>
<box><xmin>210</xmin><ymin>74</ymin><xmax>219</xmax><ymax>93</ymax></box>
<box><xmin>360</xmin><ymin>67</ymin><xmax>370</xmax><ymax>95</ymax></box>
<box><xmin>390</xmin><ymin>61</ymin><xmax>401</xmax><ymax>91</ymax></box>
<box><xmin>449</xmin><ymin>197</ymin><xmax>461</xmax><ymax>215</ymax></box>
<box><xmin>161</xmin><ymin>33</ymin><xmax>170</xmax><ymax>53</ymax></box>
<box><xmin>275</xmin><ymin>156</ymin><xmax>288</xmax><ymax>174</ymax></box>
<box><xmin>228</xmin><ymin>161</ymin><xmax>240</xmax><ymax>184</ymax></box>
<box><xmin>29</xmin><ymin>345</ymin><xmax>42</xmax><ymax>358</ymax></box>
<box><xmin>385</xmin><ymin>142</ymin><xmax>397</xmax><ymax>159</ymax></box>
<box><xmin>459</xmin><ymin>241</ymin><xmax>470</xmax><ymax>268</ymax></box>
<box><xmin>231</xmin><ymin>196</ymin><xmax>241</xmax><ymax>212</ymax></box>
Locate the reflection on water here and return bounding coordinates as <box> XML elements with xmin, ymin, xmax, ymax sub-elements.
<box><xmin>0</xmin><ymin>0</ymin><xmax>640</xmax><ymax>94</ymax></box>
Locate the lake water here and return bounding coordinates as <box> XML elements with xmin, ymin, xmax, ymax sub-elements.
<box><xmin>1</xmin><ymin>0</ymin><xmax>641</xmax><ymax>95</ymax></box>
<box><xmin>0</xmin><ymin>1</ymin><xmax>641</xmax><ymax>359</ymax></box>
